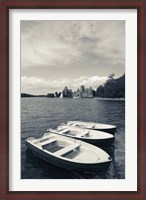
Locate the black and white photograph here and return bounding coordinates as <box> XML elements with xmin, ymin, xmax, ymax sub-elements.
<box><xmin>21</xmin><ymin>20</ymin><xmax>125</xmax><ymax>179</ymax></box>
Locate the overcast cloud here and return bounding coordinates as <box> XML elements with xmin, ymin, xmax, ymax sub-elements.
<box><xmin>21</xmin><ymin>20</ymin><xmax>125</xmax><ymax>95</ymax></box>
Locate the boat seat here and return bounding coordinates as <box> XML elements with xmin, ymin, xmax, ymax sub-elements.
<box><xmin>54</xmin><ymin>143</ymin><xmax>80</xmax><ymax>156</ymax></box>
<box><xmin>58</xmin><ymin>129</ymin><xmax>70</xmax><ymax>134</ymax></box>
<box><xmin>68</xmin><ymin>122</ymin><xmax>77</xmax><ymax>126</ymax></box>
<box><xmin>77</xmin><ymin>131</ymin><xmax>89</xmax><ymax>137</ymax></box>
<box><xmin>73</xmin><ymin>124</ymin><xmax>78</xmax><ymax>126</ymax></box>
<box><xmin>90</xmin><ymin>125</ymin><xmax>95</xmax><ymax>128</ymax></box>
<box><xmin>41</xmin><ymin>138</ymin><xmax>57</xmax><ymax>146</ymax></box>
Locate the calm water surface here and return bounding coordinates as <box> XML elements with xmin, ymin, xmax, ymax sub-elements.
<box><xmin>21</xmin><ymin>97</ymin><xmax>125</xmax><ymax>179</ymax></box>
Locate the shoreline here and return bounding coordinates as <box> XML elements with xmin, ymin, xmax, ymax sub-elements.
<box><xmin>96</xmin><ymin>97</ymin><xmax>125</xmax><ymax>101</ymax></box>
<box><xmin>21</xmin><ymin>96</ymin><xmax>125</xmax><ymax>101</ymax></box>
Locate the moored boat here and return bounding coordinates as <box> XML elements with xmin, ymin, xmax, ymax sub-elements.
<box><xmin>48</xmin><ymin>125</ymin><xmax>114</xmax><ymax>147</ymax></box>
<box><xmin>60</xmin><ymin>92</ymin><xmax>63</xmax><ymax>98</ymax></box>
<box><xmin>26</xmin><ymin>132</ymin><xmax>112</xmax><ymax>173</ymax></box>
<box><xmin>67</xmin><ymin>121</ymin><xmax>117</xmax><ymax>135</ymax></box>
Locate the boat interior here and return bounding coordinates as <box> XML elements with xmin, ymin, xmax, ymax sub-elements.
<box><xmin>34</xmin><ymin>136</ymin><xmax>82</xmax><ymax>159</ymax></box>
<box><xmin>68</xmin><ymin>121</ymin><xmax>95</xmax><ymax>129</ymax></box>
<box><xmin>57</xmin><ymin>128</ymin><xmax>90</xmax><ymax>138</ymax></box>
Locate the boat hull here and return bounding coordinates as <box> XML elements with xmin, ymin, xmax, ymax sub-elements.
<box><xmin>26</xmin><ymin>142</ymin><xmax>111</xmax><ymax>174</ymax></box>
<box><xmin>79</xmin><ymin>137</ymin><xmax>114</xmax><ymax>147</ymax></box>
<box><xmin>91</xmin><ymin>127</ymin><xmax>117</xmax><ymax>135</ymax></box>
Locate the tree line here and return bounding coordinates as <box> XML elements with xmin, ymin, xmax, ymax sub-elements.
<box><xmin>96</xmin><ymin>73</ymin><xmax>125</xmax><ymax>98</ymax></box>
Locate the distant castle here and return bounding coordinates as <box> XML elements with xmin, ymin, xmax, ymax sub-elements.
<box><xmin>60</xmin><ymin>85</ymin><xmax>93</xmax><ymax>98</ymax></box>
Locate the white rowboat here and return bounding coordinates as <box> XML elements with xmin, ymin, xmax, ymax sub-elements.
<box><xmin>26</xmin><ymin>132</ymin><xmax>112</xmax><ymax>173</ymax></box>
<box><xmin>67</xmin><ymin>121</ymin><xmax>117</xmax><ymax>135</ymax></box>
<box><xmin>48</xmin><ymin>125</ymin><xmax>114</xmax><ymax>147</ymax></box>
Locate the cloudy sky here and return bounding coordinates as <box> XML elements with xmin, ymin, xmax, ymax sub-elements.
<box><xmin>21</xmin><ymin>20</ymin><xmax>125</xmax><ymax>95</ymax></box>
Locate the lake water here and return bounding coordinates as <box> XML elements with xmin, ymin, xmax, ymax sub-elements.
<box><xmin>21</xmin><ymin>97</ymin><xmax>125</xmax><ymax>179</ymax></box>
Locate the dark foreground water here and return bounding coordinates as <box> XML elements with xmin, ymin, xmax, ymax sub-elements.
<box><xmin>21</xmin><ymin>97</ymin><xmax>125</xmax><ymax>179</ymax></box>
